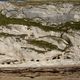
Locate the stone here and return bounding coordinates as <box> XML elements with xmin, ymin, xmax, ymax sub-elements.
<box><xmin>0</xmin><ymin>1</ymin><xmax>80</xmax><ymax>68</ymax></box>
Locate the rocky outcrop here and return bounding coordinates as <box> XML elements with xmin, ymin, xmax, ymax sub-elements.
<box><xmin>0</xmin><ymin>1</ymin><xmax>80</xmax><ymax>68</ymax></box>
<box><xmin>1</xmin><ymin>2</ymin><xmax>80</xmax><ymax>24</ymax></box>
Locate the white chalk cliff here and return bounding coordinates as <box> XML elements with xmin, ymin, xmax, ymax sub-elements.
<box><xmin>0</xmin><ymin>1</ymin><xmax>80</xmax><ymax>68</ymax></box>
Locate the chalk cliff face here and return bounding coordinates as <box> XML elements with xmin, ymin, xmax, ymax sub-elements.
<box><xmin>0</xmin><ymin>1</ymin><xmax>80</xmax><ymax>67</ymax></box>
<box><xmin>1</xmin><ymin>2</ymin><xmax>80</xmax><ymax>23</ymax></box>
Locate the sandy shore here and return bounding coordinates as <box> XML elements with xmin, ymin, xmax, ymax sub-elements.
<box><xmin>0</xmin><ymin>67</ymin><xmax>80</xmax><ymax>80</ymax></box>
<box><xmin>0</xmin><ymin>71</ymin><xmax>80</xmax><ymax>80</ymax></box>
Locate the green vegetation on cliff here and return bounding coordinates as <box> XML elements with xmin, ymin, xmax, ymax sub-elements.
<box><xmin>0</xmin><ymin>13</ymin><xmax>80</xmax><ymax>33</ymax></box>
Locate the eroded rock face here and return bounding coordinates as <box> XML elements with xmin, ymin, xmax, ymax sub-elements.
<box><xmin>0</xmin><ymin>23</ymin><xmax>79</xmax><ymax>67</ymax></box>
<box><xmin>0</xmin><ymin>1</ymin><xmax>80</xmax><ymax>67</ymax></box>
<box><xmin>1</xmin><ymin>2</ymin><xmax>80</xmax><ymax>24</ymax></box>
